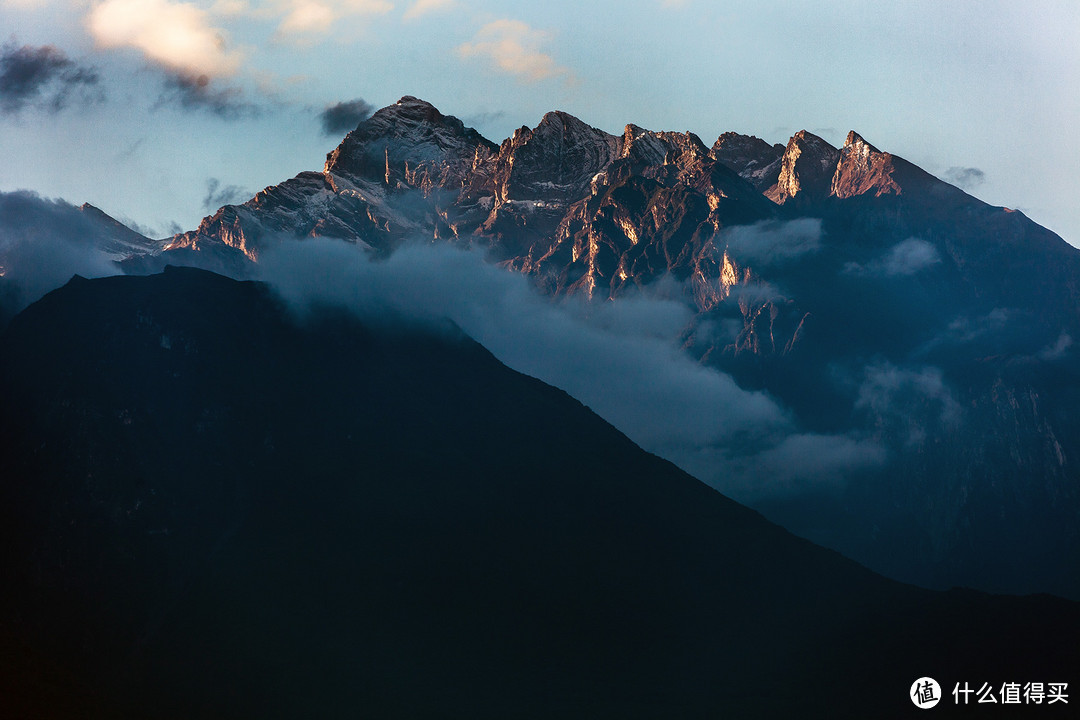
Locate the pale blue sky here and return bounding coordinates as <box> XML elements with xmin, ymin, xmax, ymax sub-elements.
<box><xmin>1</xmin><ymin>0</ymin><xmax>1078</xmax><ymax>245</ymax></box>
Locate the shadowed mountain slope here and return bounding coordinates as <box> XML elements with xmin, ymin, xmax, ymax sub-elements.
<box><xmin>1</xmin><ymin>267</ymin><xmax>1077</xmax><ymax>718</ymax></box>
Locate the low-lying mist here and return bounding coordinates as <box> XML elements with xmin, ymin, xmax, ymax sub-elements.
<box><xmin>2</xmin><ymin>191</ymin><xmax>890</xmax><ymax>504</ymax></box>
<box><xmin>259</xmin><ymin>238</ymin><xmax>886</xmax><ymax>502</ymax></box>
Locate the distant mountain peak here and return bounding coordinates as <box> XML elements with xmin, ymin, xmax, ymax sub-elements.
<box><xmin>323</xmin><ymin>96</ymin><xmax>497</xmax><ymax>189</ymax></box>
<box><xmin>619</xmin><ymin>124</ymin><xmax>710</xmax><ymax>172</ymax></box>
<box><xmin>831</xmin><ymin>130</ymin><xmax>904</xmax><ymax>198</ymax></box>
<box><xmin>842</xmin><ymin>130</ymin><xmax>876</xmax><ymax>153</ymax></box>
<box><xmin>765</xmin><ymin>130</ymin><xmax>839</xmax><ymax>205</ymax></box>
<box><xmin>711</xmin><ymin>132</ymin><xmax>786</xmax><ymax>192</ymax></box>
<box><xmin>493</xmin><ymin>109</ymin><xmax>620</xmax><ymax>203</ymax></box>
<box><xmin>76</xmin><ymin>203</ymin><xmax>159</xmax><ymax>258</ymax></box>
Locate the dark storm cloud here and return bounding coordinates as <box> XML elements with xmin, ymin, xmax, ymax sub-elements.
<box><xmin>202</xmin><ymin>178</ymin><xmax>250</xmax><ymax>211</ymax></box>
<box><xmin>0</xmin><ymin>191</ymin><xmax>119</xmax><ymax>315</ymax></box>
<box><xmin>319</xmin><ymin>98</ymin><xmax>374</xmax><ymax>136</ymax></box>
<box><xmin>943</xmin><ymin>166</ymin><xmax>986</xmax><ymax>190</ymax></box>
<box><xmin>0</xmin><ymin>41</ymin><xmax>101</xmax><ymax>115</ymax></box>
<box><xmin>722</xmin><ymin>218</ymin><xmax>822</xmax><ymax>266</ymax></box>
<box><xmin>258</xmin><ymin>239</ymin><xmax>886</xmax><ymax>503</ymax></box>
<box><xmin>158</xmin><ymin>73</ymin><xmax>258</xmax><ymax>119</ymax></box>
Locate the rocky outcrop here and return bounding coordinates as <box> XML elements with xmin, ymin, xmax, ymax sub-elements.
<box><xmin>765</xmin><ymin>130</ymin><xmax>840</xmax><ymax>205</ymax></box>
<box><xmin>712</xmin><ymin>132</ymin><xmax>785</xmax><ymax>192</ymax></box>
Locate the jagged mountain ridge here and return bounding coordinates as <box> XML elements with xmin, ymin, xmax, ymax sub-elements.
<box><xmin>166</xmin><ymin>96</ymin><xmax>776</xmax><ymax>298</ymax></box>
<box><xmin>142</xmin><ymin>96</ymin><xmax>1080</xmax><ymax>598</ymax></box>
<box><xmin>159</xmin><ymin>96</ymin><xmax>1080</xmax><ymax>348</ymax></box>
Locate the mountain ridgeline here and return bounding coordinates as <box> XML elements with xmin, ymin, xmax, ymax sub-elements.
<box><xmin>38</xmin><ymin>95</ymin><xmax>1080</xmax><ymax>598</ymax></box>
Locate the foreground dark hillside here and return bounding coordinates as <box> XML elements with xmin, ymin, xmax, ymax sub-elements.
<box><xmin>1</xmin><ymin>268</ymin><xmax>1076</xmax><ymax>718</ymax></box>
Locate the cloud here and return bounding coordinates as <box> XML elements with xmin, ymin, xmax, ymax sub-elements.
<box><xmin>319</xmin><ymin>97</ymin><xmax>374</xmax><ymax>135</ymax></box>
<box><xmin>943</xmin><ymin>166</ymin><xmax>986</xmax><ymax>190</ymax></box>
<box><xmin>0</xmin><ymin>41</ymin><xmax>102</xmax><ymax>115</ymax></box>
<box><xmin>403</xmin><ymin>0</ymin><xmax>452</xmax><ymax>21</ymax></box>
<box><xmin>0</xmin><ymin>191</ymin><xmax>119</xmax><ymax>317</ymax></box>
<box><xmin>914</xmin><ymin>308</ymin><xmax>1010</xmax><ymax>357</ymax></box>
<box><xmin>462</xmin><ymin>110</ymin><xmax>506</xmax><ymax>129</ymax></box>
<box><xmin>855</xmin><ymin>362</ymin><xmax>961</xmax><ymax>445</ymax></box>
<box><xmin>722</xmin><ymin>218</ymin><xmax>822</xmax><ymax>266</ymax></box>
<box><xmin>1039</xmin><ymin>331</ymin><xmax>1073</xmax><ymax>361</ymax></box>
<box><xmin>209</xmin><ymin>0</ymin><xmax>251</xmax><ymax>14</ymax></box>
<box><xmin>259</xmin><ymin>239</ymin><xmax>787</xmax><ymax>440</ymax></box>
<box><xmin>457</xmin><ymin>19</ymin><xmax>570</xmax><ymax>83</ymax></box>
<box><xmin>202</xmin><ymin>178</ymin><xmax>250</xmax><ymax>211</ymax></box>
<box><xmin>275</xmin><ymin>0</ymin><xmax>393</xmax><ymax>37</ymax></box>
<box><xmin>715</xmin><ymin>433</ymin><xmax>887</xmax><ymax>498</ymax></box>
<box><xmin>882</xmin><ymin>238</ymin><xmax>940</xmax><ymax>276</ymax></box>
<box><xmin>158</xmin><ymin>71</ymin><xmax>257</xmax><ymax>118</ymax></box>
<box><xmin>87</xmin><ymin>0</ymin><xmax>242</xmax><ymax>79</ymax></box>
<box><xmin>845</xmin><ymin>237</ymin><xmax>941</xmax><ymax>277</ymax></box>
<box><xmin>254</xmin><ymin>238</ymin><xmax>898</xmax><ymax>504</ymax></box>
<box><xmin>278</xmin><ymin>0</ymin><xmax>336</xmax><ymax>33</ymax></box>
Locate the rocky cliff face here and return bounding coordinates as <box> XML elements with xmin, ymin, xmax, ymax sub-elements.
<box><xmin>765</xmin><ymin>130</ymin><xmax>841</xmax><ymax>205</ymax></box>
<box><xmin>164</xmin><ymin>96</ymin><xmax>776</xmax><ymax>296</ymax></box>
<box><xmin>712</xmin><ymin>132</ymin><xmax>785</xmax><ymax>192</ymax></box>
<box><xmin>142</xmin><ymin>96</ymin><xmax>1080</xmax><ymax>597</ymax></box>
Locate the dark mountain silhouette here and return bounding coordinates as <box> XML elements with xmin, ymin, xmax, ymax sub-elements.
<box><xmin>1</xmin><ymin>267</ymin><xmax>1077</xmax><ymax>718</ymax></box>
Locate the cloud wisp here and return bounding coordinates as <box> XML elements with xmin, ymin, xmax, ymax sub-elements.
<box><xmin>854</xmin><ymin>362</ymin><xmax>962</xmax><ymax>446</ymax></box>
<box><xmin>258</xmin><ymin>239</ymin><xmax>885</xmax><ymax>502</ymax></box>
<box><xmin>722</xmin><ymin>218</ymin><xmax>822</xmax><ymax>266</ymax></box>
<box><xmin>274</xmin><ymin>0</ymin><xmax>393</xmax><ymax>38</ymax></box>
<box><xmin>457</xmin><ymin>19</ymin><xmax>571</xmax><ymax>83</ymax></box>
<box><xmin>158</xmin><ymin>71</ymin><xmax>259</xmax><ymax>117</ymax></box>
<box><xmin>202</xmin><ymin>178</ymin><xmax>250</xmax><ymax>211</ymax></box>
<box><xmin>845</xmin><ymin>237</ymin><xmax>941</xmax><ymax>277</ymax></box>
<box><xmin>0</xmin><ymin>41</ymin><xmax>102</xmax><ymax>115</ymax></box>
<box><xmin>943</xmin><ymin>166</ymin><xmax>986</xmax><ymax>191</ymax></box>
<box><xmin>0</xmin><ymin>191</ymin><xmax>120</xmax><ymax>317</ymax></box>
<box><xmin>319</xmin><ymin>97</ymin><xmax>374</xmax><ymax>135</ymax></box>
<box><xmin>403</xmin><ymin>0</ymin><xmax>452</xmax><ymax>21</ymax></box>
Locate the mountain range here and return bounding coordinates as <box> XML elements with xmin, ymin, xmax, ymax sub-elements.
<box><xmin>52</xmin><ymin>95</ymin><xmax>1073</xmax><ymax>599</ymax></box>
<box><xmin>3</xmin><ymin>94</ymin><xmax>1080</xmax><ymax>716</ymax></box>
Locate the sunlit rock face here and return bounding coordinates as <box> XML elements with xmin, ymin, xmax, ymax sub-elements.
<box><xmin>764</xmin><ymin>130</ymin><xmax>841</xmax><ymax>206</ymax></box>
<box><xmin>110</xmin><ymin>97</ymin><xmax>1080</xmax><ymax>599</ymax></box>
<box><xmin>161</xmin><ymin>96</ymin><xmax>777</xmax><ymax>296</ymax></box>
